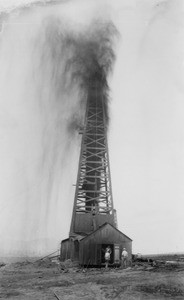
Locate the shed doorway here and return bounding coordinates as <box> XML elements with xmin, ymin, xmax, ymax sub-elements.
<box><xmin>101</xmin><ymin>244</ymin><xmax>114</xmax><ymax>265</ymax></box>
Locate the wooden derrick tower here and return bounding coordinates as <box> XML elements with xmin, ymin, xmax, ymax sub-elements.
<box><xmin>60</xmin><ymin>73</ymin><xmax>132</xmax><ymax>266</ymax></box>
<box><xmin>69</xmin><ymin>78</ymin><xmax>117</xmax><ymax>237</ymax></box>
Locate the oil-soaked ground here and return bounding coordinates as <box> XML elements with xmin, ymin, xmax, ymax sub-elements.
<box><xmin>0</xmin><ymin>258</ymin><xmax>184</xmax><ymax>299</ymax></box>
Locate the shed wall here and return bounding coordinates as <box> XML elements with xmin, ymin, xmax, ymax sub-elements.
<box><xmin>60</xmin><ymin>239</ymin><xmax>80</xmax><ymax>262</ymax></box>
<box><xmin>60</xmin><ymin>240</ymin><xmax>71</xmax><ymax>261</ymax></box>
<box><xmin>79</xmin><ymin>224</ymin><xmax>132</xmax><ymax>265</ymax></box>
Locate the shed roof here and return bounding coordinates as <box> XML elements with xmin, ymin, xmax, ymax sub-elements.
<box><xmin>61</xmin><ymin>234</ymin><xmax>86</xmax><ymax>243</ymax></box>
<box><xmin>80</xmin><ymin>222</ymin><xmax>133</xmax><ymax>242</ymax></box>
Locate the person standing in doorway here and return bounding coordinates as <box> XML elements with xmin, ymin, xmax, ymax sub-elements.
<box><xmin>121</xmin><ymin>247</ymin><xmax>128</xmax><ymax>268</ymax></box>
<box><xmin>105</xmin><ymin>246</ymin><xmax>111</xmax><ymax>269</ymax></box>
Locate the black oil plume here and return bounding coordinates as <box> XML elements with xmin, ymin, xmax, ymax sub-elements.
<box><xmin>63</xmin><ymin>20</ymin><xmax>118</xmax><ymax>127</ymax></box>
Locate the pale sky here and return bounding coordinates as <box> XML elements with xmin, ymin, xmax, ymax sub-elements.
<box><xmin>0</xmin><ymin>0</ymin><xmax>184</xmax><ymax>256</ymax></box>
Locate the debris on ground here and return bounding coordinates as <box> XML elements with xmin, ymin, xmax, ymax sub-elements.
<box><xmin>0</xmin><ymin>262</ymin><xmax>6</xmax><ymax>268</ymax></box>
<box><xmin>0</xmin><ymin>257</ymin><xmax>184</xmax><ymax>300</ymax></box>
<box><xmin>34</xmin><ymin>257</ymin><xmax>59</xmax><ymax>268</ymax></box>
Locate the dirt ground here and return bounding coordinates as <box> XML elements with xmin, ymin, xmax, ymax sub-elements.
<box><xmin>0</xmin><ymin>258</ymin><xmax>184</xmax><ymax>300</ymax></box>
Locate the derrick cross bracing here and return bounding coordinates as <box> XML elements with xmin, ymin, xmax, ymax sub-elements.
<box><xmin>70</xmin><ymin>82</ymin><xmax>116</xmax><ymax>236</ymax></box>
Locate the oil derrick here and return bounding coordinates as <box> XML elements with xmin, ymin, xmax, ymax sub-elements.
<box><xmin>69</xmin><ymin>75</ymin><xmax>116</xmax><ymax>237</ymax></box>
<box><xmin>60</xmin><ymin>75</ymin><xmax>133</xmax><ymax>265</ymax></box>
<box><xmin>60</xmin><ymin>28</ymin><xmax>132</xmax><ymax>264</ymax></box>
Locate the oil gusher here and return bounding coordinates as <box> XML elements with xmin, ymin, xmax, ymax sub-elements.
<box><xmin>60</xmin><ymin>30</ymin><xmax>132</xmax><ymax>264</ymax></box>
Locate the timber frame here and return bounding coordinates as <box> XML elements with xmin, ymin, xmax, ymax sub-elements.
<box><xmin>70</xmin><ymin>82</ymin><xmax>116</xmax><ymax>236</ymax></box>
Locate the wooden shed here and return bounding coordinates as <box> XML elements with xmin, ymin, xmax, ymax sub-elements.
<box><xmin>60</xmin><ymin>234</ymin><xmax>85</xmax><ymax>262</ymax></box>
<box><xmin>79</xmin><ymin>222</ymin><xmax>132</xmax><ymax>266</ymax></box>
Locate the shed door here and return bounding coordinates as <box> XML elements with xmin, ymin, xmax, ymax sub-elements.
<box><xmin>114</xmin><ymin>244</ymin><xmax>120</xmax><ymax>264</ymax></box>
<box><xmin>101</xmin><ymin>244</ymin><xmax>114</xmax><ymax>264</ymax></box>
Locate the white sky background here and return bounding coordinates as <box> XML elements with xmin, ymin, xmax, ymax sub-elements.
<box><xmin>110</xmin><ymin>0</ymin><xmax>184</xmax><ymax>254</ymax></box>
<box><xmin>0</xmin><ymin>0</ymin><xmax>184</xmax><ymax>255</ymax></box>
